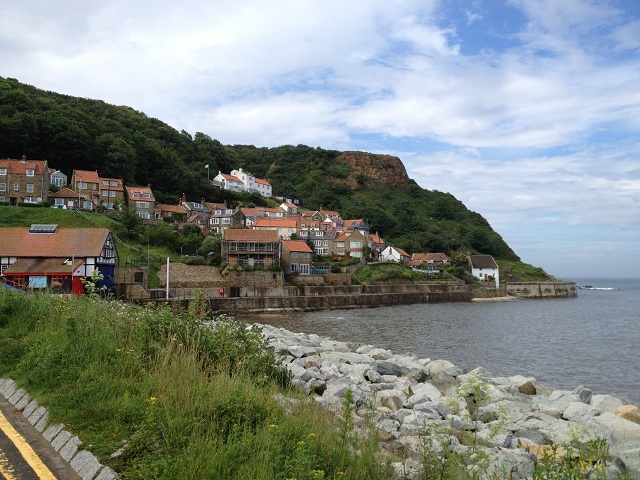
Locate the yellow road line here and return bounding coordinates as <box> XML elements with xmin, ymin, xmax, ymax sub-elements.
<box><xmin>0</xmin><ymin>449</ymin><xmax>19</xmax><ymax>480</ymax></box>
<box><xmin>0</xmin><ymin>409</ymin><xmax>57</xmax><ymax>480</ymax></box>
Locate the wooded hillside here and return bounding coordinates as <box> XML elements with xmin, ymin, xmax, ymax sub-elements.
<box><xmin>0</xmin><ymin>76</ymin><xmax>519</xmax><ymax>260</ymax></box>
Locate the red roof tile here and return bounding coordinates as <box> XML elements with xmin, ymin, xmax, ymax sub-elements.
<box><xmin>283</xmin><ymin>240</ymin><xmax>313</xmax><ymax>253</ymax></box>
<box><xmin>73</xmin><ymin>170</ymin><xmax>99</xmax><ymax>183</ymax></box>
<box><xmin>0</xmin><ymin>227</ymin><xmax>113</xmax><ymax>258</ymax></box>
<box><xmin>0</xmin><ymin>159</ymin><xmax>48</xmax><ymax>175</ymax></box>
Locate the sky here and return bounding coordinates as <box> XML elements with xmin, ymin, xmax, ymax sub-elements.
<box><xmin>2</xmin><ymin>0</ymin><xmax>639</xmax><ymax>279</ymax></box>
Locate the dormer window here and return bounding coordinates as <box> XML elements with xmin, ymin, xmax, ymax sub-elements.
<box><xmin>26</xmin><ymin>168</ymin><xmax>35</xmax><ymax>177</ymax></box>
<box><xmin>133</xmin><ymin>192</ymin><xmax>140</xmax><ymax>198</ymax></box>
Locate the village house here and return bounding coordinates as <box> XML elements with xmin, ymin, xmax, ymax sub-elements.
<box><xmin>281</xmin><ymin>240</ymin><xmax>313</xmax><ymax>275</ymax></box>
<box><xmin>213</xmin><ymin>171</ymin><xmax>244</xmax><ymax>193</ymax></box>
<box><xmin>332</xmin><ymin>229</ymin><xmax>367</xmax><ymax>258</ymax></box>
<box><xmin>367</xmin><ymin>232</ymin><xmax>386</xmax><ymax>261</ymax></box>
<box><xmin>125</xmin><ymin>185</ymin><xmax>155</xmax><ymax>220</ymax></box>
<box><xmin>49</xmin><ymin>187</ymin><xmax>81</xmax><ymax>209</ymax></box>
<box><xmin>70</xmin><ymin>169</ymin><xmax>100</xmax><ymax>210</ymax></box>
<box><xmin>469</xmin><ymin>254</ymin><xmax>500</xmax><ymax>287</ymax></box>
<box><xmin>253</xmin><ymin>217</ymin><xmax>298</xmax><ymax>239</ymax></box>
<box><xmin>0</xmin><ymin>225</ymin><xmax>118</xmax><ymax>294</ymax></box>
<box><xmin>179</xmin><ymin>196</ymin><xmax>209</xmax><ymax>228</ymax></box>
<box><xmin>409</xmin><ymin>252</ymin><xmax>451</xmax><ymax>270</ymax></box>
<box><xmin>279</xmin><ymin>201</ymin><xmax>299</xmax><ymax>215</ymax></box>
<box><xmin>98</xmin><ymin>176</ymin><xmax>125</xmax><ymax>209</ymax></box>
<box><xmin>230</xmin><ymin>168</ymin><xmax>272</xmax><ymax>197</ymax></box>
<box><xmin>0</xmin><ymin>157</ymin><xmax>49</xmax><ymax>206</ymax></box>
<box><xmin>154</xmin><ymin>204</ymin><xmax>187</xmax><ymax>222</ymax></box>
<box><xmin>221</xmin><ymin>229</ymin><xmax>280</xmax><ymax>268</ymax></box>
<box><xmin>239</xmin><ymin>207</ymin><xmax>260</xmax><ymax>228</ymax></box>
<box><xmin>207</xmin><ymin>203</ymin><xmax>243</xmax><ymax>234</ymax></box>
<box><xmin>379</xmin><ymin>245</ymin><xmax>411</xmax><ymax>263</ymax></box>
<box><xmin>301</xmin><ymin>230</ymin><xmax>334</xmax><ymax>256</ymax></box>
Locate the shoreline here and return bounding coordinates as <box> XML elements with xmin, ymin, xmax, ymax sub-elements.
<box><xmin>256</xmin><ymin>322</ymin><xmax>640</xmax><ymax>479</ymax></box>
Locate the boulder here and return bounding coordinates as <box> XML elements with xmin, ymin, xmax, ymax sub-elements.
<box><xmin>591</xmin><ymin>394</ymin><xmax>624</xmax><ymax>413</ymax></box>
<box><xmin>574</xmin><ymin>385</ymin><xmax>593</xmax><ymax>404</ymax></box>
<box><xmin>561</xmin><ymin>402</ymin><xmax>600</xmax><ymax>422</ymax></box>
<box><xmin>613</xmin><ymin>405</ymin><xmax>640</xmax><ymax>425</ymax></box>
<box><xmin>374</xmin><ymin>360</ymin><xmax>406</xmax><ymax>377</ymax></box>
<box><xmin>593</xmin><ymin>412</ymin><xmax>640</xmax><ymax>443</ymax></box>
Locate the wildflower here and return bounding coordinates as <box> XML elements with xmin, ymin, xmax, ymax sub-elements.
<box><xmin>269</xmin><ymin>424</ymin><xmax>278</xmax><ymax>429</ymax></box>
<box><xmin>149</xmin><ymin>396</ymin><xmax>157</xmax><ymax>402</ymax></box>
<box><xmin>308</xmin><ymin>432</ymin><xmax>316</xmax><ymax>438</ymax></box>
<box><xmin>297</xmin><ymin>440</ymin><xmax>305</xmax><ymax>446</ymax></box>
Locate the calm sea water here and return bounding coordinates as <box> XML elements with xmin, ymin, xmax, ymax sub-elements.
<box><xmin>244</xmin><ymin>278</ymin><xmax>640</xmax><ymax>404</ymax></box>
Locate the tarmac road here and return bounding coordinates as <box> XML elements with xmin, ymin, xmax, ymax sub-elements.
<box><xmin>0</xmin><ymin>397</ymin><xmax>81</xmax><ymax>480</ymax></box>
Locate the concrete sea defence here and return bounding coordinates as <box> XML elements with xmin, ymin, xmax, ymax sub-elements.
<box><xmin>259</xmin><ymin>323</ymin><xmax>640</xmax><ymax>479</ymax></box>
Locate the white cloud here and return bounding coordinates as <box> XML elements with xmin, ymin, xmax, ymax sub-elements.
<box><xmin>1</xmin><ymin>0</ymin><xmax>639</xmax><ymax>276</ymax></box>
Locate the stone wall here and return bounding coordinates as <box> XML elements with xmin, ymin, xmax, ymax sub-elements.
<box><xmin>506</xmin><ymin>282</ymin><xmax>577</xmax><ymax>299</ymax></box>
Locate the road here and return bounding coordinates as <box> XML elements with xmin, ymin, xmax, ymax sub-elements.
<box><xmin>0</xmin><ymin>398</ymin><xmax>81</xmax><ymax>480</ymax></box>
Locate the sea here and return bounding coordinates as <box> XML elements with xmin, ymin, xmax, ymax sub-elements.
<box><xmin>243</xmin><ymin>278</ymin><xmax>640</xmax><ymax>405</ymax></box>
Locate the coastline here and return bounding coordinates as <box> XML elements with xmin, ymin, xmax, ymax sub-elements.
<box><xmin>257</xmin><ymin>322</ymin><xmax>640</xmax><ymax>479</ymax></box>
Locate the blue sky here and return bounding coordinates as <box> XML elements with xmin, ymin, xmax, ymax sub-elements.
<box><xmin>2</xmin><ymin>0</ymin><xmax>639</xmax><ymax>278</ymax></box>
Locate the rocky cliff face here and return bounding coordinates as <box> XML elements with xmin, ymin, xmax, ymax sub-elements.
<box><xmin>335</xmin><ymin>151</ymin><xmax>412</xmax><ymax>189</ymax></box>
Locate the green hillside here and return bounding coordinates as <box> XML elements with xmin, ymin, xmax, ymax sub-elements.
<box><xmin>0</xmin><ymin>76</ymin><xmax>519</xmax><ymax>261</ymax></box>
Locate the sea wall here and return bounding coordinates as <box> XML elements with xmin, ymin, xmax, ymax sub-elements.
<box><xmin>209</xmin><ymin>283</ymin><xmax>472</xmax><ymax>314</ymax></box>
<box><xmin>506</xmin><ymin>282</ymin><xmax>577</xmax><ymax>299</ymax></box>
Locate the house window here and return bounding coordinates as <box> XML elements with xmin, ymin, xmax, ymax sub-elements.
<box><xmin>299</xmin><ymin>264</ymin><xmax>309</xmax><ymax>274</ymax></box>
<box><xmin>78</xmin><ymin>182</ymin><xmax>87</xmax><ymax>189</ymax></box>
<box><xmin>143</xmin><ymin>193</ymin><xmax>151</xmax><ymax>199</ymax></box>
<box><xmin>292</xmin><ymin>252</ymin><xmax>298</xmax><ymax>258</ymax></box>
<box><xmin>211</xmin><ymin>218</ymin><xmax>220</xmax><ymax>224</ymax></box>
<box><xmin>133</xmin><ymin>192</ymin><xmax>140</xmax><ymax>198</ymax></box>
<box><xmin>109</xmin><ymin>191</ymin><xmax>116</xmax><ymax>197</ymax></box>
<box><xmin>222</xmin><ymin>218</ymin><xmax>231</xmax><ymax>224</ymax></box>
<box><xmin>102</xmin><ymin>190</ymin><xmax>109</xmax><ymax>197</ymax></box>
<box><xmin>137</xmin><ymin>211</ymin><xmax>151</xmax><ymax>219</ymax></box>
<box><xmin>55</xmin><ymin>199</ymin><xmax>64</xmax><ymax>206</ymax></box>
<box><xmin>324</xmin><ymin>240</ymin><xmax>328</xmax><ymax>246</ymax></box>
<box><xmin>229</xmin><ymin>242</ymin><xmax>238</xmax><ymax>251</ymax></box>
<box><xmin>350</xmin><ymin>241</ymin><xmax>363</xmax><ymax>249</ymax></box>
<box><xmin>336</xmin><ymin>241</ymin><xmax>344</xmax><ymax>248</ymax></box>
<box><xmin>103</xmin><ymin>180</ymin><xmax>110</xmax><ymax>186</ymax></box>
<box><xmin>136</xmin><ymin>201</ymin><xmax>150</xmax><ymax>209</ymax></box>
<box><xmin>0</xmin><ymin>183</ymin><xmax>5</xmax><ymax>192</ymax></box>
<box><xmin>111</xmin><ymin>180</ymin><xmax>118</xmax><ymax>186</ymax></box>
<box><xmin>24</xmin><ymin>197</ymin><xmax>36</xmax><ymax>203</ymax></box>
<box><xmin>26</xmin><ymin>168</ymin><xmax>34</xmax><ymax>177</ymax></box>
<box><xmin>247</xmin><ymin>242</ymin><xmax>256</xmax><ymax>251</ymax></box>
<box><xmin>0</xmin><ymin>196</ymin><xmax>4</xmax><ymax>202</ymax></box>
<box><xmin>0</xmin><ymin>168</ymin><xmax>6</xmax><ymax>175</ymax></box>
<box><xmin>13</xmin><ymin>183</ymin><xmax>19</xmax><ymax>191</ymax></box>
<box><xmin>291</xmin><ymin>263</ymin><xmax>299</xmax><ymax>273</ymax></box>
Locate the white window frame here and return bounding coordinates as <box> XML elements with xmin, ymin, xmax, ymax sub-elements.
<box><xmin>26</xmin><ymin>168</ymin><xmax>35</xmax><ymax>177</ymax></box>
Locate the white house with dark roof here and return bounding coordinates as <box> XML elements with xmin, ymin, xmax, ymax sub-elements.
<box><xmin>469</xmin><ymin>255</ymin><xmax>500</xmax><ymax>287</ymax></box>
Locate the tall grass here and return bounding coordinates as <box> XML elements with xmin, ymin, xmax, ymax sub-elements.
<box><xmin>0</xmin><ymin>290</ymin><xmax>393</xmax><ymax>479</ymax></box>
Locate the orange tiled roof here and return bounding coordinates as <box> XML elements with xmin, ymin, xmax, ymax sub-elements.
<box><xmin>73</xmin><ymin>170</ymin><xmax>99</xmax><ymax>183</ymax></box>
<box><xmin>3</xmin><ymin>257</ymin><xmax>81</xmax><ymax>275</ymax></box>
<box><xmin>221</xmin><ymin>173</ymin><xmax>242</xmax><ymax>182</ymax></box>
<box><xmin>411</xmin><ymin>252</ymin><xmax>451</xmax><ymax>263</ymax></box>
<box><xmin>49</xmin><ymin>187</ymin><xmax>79</xmax><ymax>199</ymax></box>
<box><xmin>396</xmin><ymin>247</ymin><xmax>411</xmax><ymax>257</ymax></box>
<box><xmin>156</xmin><ymin>204</ymin><xmax>186</xmax><ymax>214</ymax></box>
<box><xmin>255</xmin><ymin>178</ymin><xmax>271</xmax><ymax>186</ymax></box>
<box><xmin>253</xmin><ymin>218</ymin><xmax>297</xmax><ymax>228</ymax></box>
<box><xmin>98</xmin><ymin>177</ymin><xmax>124</xmax><ymax>191</ymax></box>
<box><xmin>126</xmin><ymin>186</ymin><xmax>155</xmax><ymax>201</ymax></box>
<box><xmin>223</xmin><ymin>229</ymin><xmax>279</xmax><ymax>242</ymax></box>
<box><xmin>0</xmin><ymin>227</ymin><xmax>112</xmax><ymax>258</ymax></box>
<box><xmin>0</xmin><ymin>158</ymin><xmax>48</xmax><ymax>175</ymax></box>
<box><xmin>283</xmin><ymin>240</ymin><xmax>313</xmax><ymax>253</ymax></box>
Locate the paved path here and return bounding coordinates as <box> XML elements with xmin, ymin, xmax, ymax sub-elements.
<box><xmin>0</xmin><ymin>397</ymin><xmax>81</xmax><ymax>480</ymax></box>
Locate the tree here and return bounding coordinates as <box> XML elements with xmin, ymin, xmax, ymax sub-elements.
<box><xmin>198</xmin><ymin>234</ymin><xmax>222</xmax><ymax>265</ymax></box>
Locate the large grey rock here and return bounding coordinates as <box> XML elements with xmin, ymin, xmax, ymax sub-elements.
<box><xmin>591</xmin><ymin>394</ymin><xmax>624</xmax><ymax>413</ymax></box>
<box><xmin>610</xmin><ymin>440</ymin><xmax>640</xmax><ymax>479</ymax></box>
<box><xmin>562</xmin><ymin>402</ymin><xmax>600</xmax><ymax>422</ymax></box>
<box><xmin>594</xmin><ymin>412</ymin><xmax>640</xmax><ymax>443</ymax></box>
<box><xmin>374</xmin><ymin>360</ymin><xmax>406</xmax><ymax>377</ymax></box>
<box><xmin>426</xmin><ymin>359</ymin><xmax>457</xmax><ymax>376</ymax></box>
<box><xmin>537</xmin><ymin>391</ymin><xmax>580</xmax><ymax>417</ymax></box>
<box><xmin>574</xmin><ymin>385</ymin><xmax>593</xmax><ymax>404</ymax></box>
